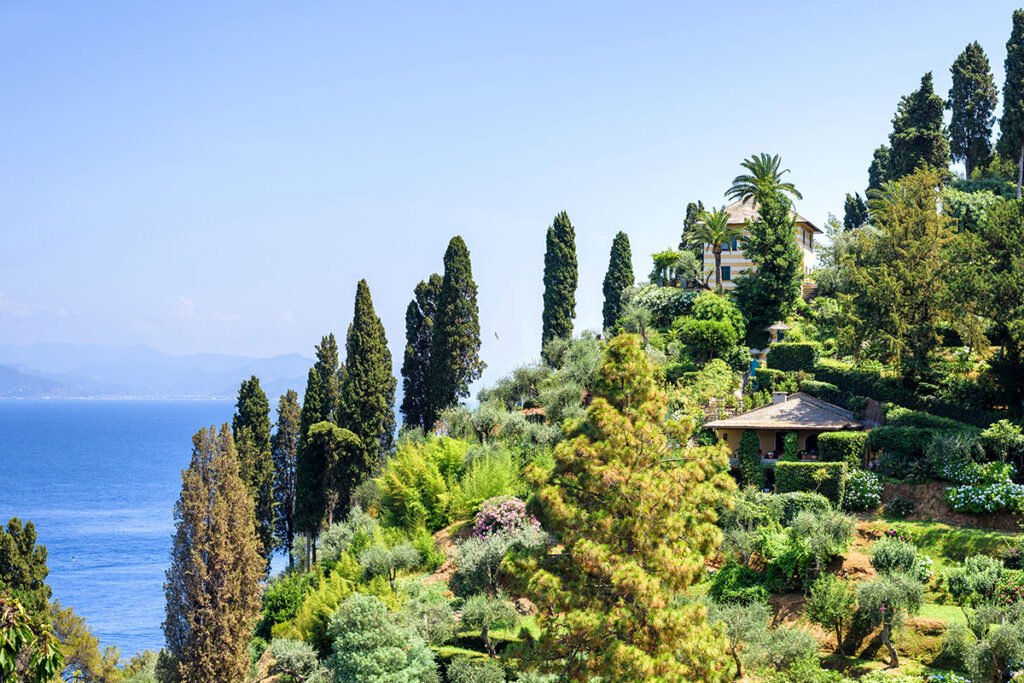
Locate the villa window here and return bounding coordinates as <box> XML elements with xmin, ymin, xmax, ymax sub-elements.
<box><xmin>722</xmin><ymin>266</ymin><xmax>732</xmax><ymax>281</ymax></box>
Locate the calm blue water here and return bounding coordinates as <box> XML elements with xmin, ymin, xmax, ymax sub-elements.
<box><xmin>0</xmin><ymin>400</ymin><xmax>236</xmax><ymax>656</ymax></box>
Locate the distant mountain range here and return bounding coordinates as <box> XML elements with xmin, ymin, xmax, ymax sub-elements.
<box><xmin>0</xmin><ymin>343</ymin><xmax>313</xmax><ymax>399</ymax></box>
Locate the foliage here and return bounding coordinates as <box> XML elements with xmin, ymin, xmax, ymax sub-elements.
<box><xmin>359</xmin><ymin>542</ymin><xmax>420</xmax><ymax>591</ymax></box>
<box><xmin>707</xmin><ymin>600</ymin><xmax>817</xmax><ymax>678</ymax></box>
<box><xmin>0</xmin><ymin>595</ymin><xmax>62</xmax><ymax>683</ymax></box>
<box><xmin>401</xmin><ymin>273</ymin><xmax>442</xmax><ymax>431</ymax></box>
<box><xmin>947</xmin><ymin>554</ymin><xmax>1004</xmax><ymax>609</ymax></box>
<box><xmin>649</xmin><ymin>249</ymin><xmax>701</xmax><ymax>288</ymax></box>
<box><xmin>295</xmin><ymin>367</ymin><xmax>327</xmax><ymax>547</ymax></box>
<box><xmin>772</xmin><ymin>492</ymin><xmax>832</xmax><ymax>525</ymax></box>
<box><xmin>256</xmin><ymin>571</ymin><xmax>316</xmax><ymax>640</ymax></box>
<box><xmin>453</xmin><ymin>524</ymin><xmax>546</xmax><ymax>598</ymax></box>
<box><xmin>232</xmin><ymin>375</ymin><xmax>276</xmax><ymax>565</ymax></box>
<box><xmin>870</xmin><ymin>538</ymin><xmax>921</xmax><ymax>576</ymax></box>
<box><xmin>887</xmin><ymin>72</ymin><xmax>950</xmax><ymax>179</ymax></box>
<box><xmin>683</xmin><ymin>207</ymin><xmax>743</xmax><ymax>292</ymax></box>
<box><xmin>842</xmin><ymin>468</ymin><xmax>882</xmax><ymax>511</ymax></box>
<box><xmin>541</xmin><ymin>211</ymin><xmax>578</xmax><ymax>360</ymax></box>
<box><xmin>277</xmin><ymin>570</ymin><xmax>356</xmax><ymax>655</ymax></box>
<box><xmin>451</xmin><ymin>445</ymin><xmax>525</xmax><ymax>519</ymax></box>
<box><xmin>472</xmin><ymin>496</ymin><xmax>540</xmax><ymax>538</ymax></box>
<box><xmin>998</xmin><ymin>9</ymin><xmax>1024</xmax><ymax>197</ymax></box>
<box><xmin>869</xmin><ymin>145</ymin><xmax>891</xmax><ymax>192</ymax></box>
<box><xmin>163</xmin><ymin>425</ymin><xmax>263</xmax><ymax>683</ymax></box>
<box><xmin>602</xmin><ymin>231</ymin><xmax>634</xmax><ymax>331</ymax></box>
<box><xmin>677</xmin><ymin>318</ymin><xmax>739</xmax><ymax>360</ymax></box>
<box><xmin>0</xmin><ymin>518</ymin><xmax>51</xmax><ymax>620</ymax></box>
<box><xmin>460</xmin><ymin>592</ymin><xmax>518</xmax><ymax>658</ymax></box>
<box><xmin>856</xmin><ymin>573</ymin><xmax>924</xmax><ymax>668</ymax></box>
<box><xmin>623</xmin><ymin>285</ymin><xmax>698</xmax><ymax>328</ymax></box>
<box><xmin>268</xmin><ymin>639</ymin><xmax>330</xmax><ymax>683</ymax></box>
<box><xmin>273</xmin><ymin>390</ymin><xmax>302</xmax><ymax>566</ymax></box>
<box><xmin>319</xmin><ymin>507</ymin><xmax>381</xmax><ymax>567</ymax></box>
<box><xmin>780</xmin><ymin>432</ymin><xmax>800</xmax><ymax>462</ymax></box>
<box><xmin>431</xmin><ymin>236</ymin><xmax>485</xmax><ymax>413</ymax></box>
<box><xmin>325</xmin><ymin>593</ymin><xmax>438</xmax><ymax>683</ymax></box>
<box><xmin>767</xmin><ymin>343</ymin><xmax>818</xmax><ymax>372</ymax></box>
<box><xmin>819</xmin><ymin>432</ymin><xmax>867</xmax><ymax>468</ymax></box>
<box><xmin>302</xmin><ymin>422</ymin><xmax>362</xmax><ymax>529</ymax></box>
<box><xmin>515</xmin><ymin>334</ymin><xmax>735</xmax><ymax>680</ymax></box>
<box><xmin>869</xmin><ymin>426</ymin><xmax>931</xmax><ymax>479</ymax></box>
<box><xmin>376</xmin><ymin>437</ymin><xmax>465</xmax><ymax>532</ymax></box>
<box><xmin>980</xmin><ymin>419</ymin><xmax>1024</xmax><ymax>469</ymax></box>
<box><xmin>726</xmin><ymin>153</ymin><xmax>803</xmax><ymax>204</ymax></box>
<box><xmin>339</xmin><ymin>279</ymin><xmax>397</xmax><ymax>471</ymax></box>
<box><xmin>391</xmin><ymin>580</ymin><xmax>455</xmax><ymax>646</ymax></box>
<box><xmin>739</xmin><ymin>431</ymin><xmax>765</xmax><ymax>489</ymax></box>
<box><xmin>806</xmin><ymin>574</ymin><xmax>856</xmax><ymax>653</ymax></box>
<box><xmin>843</xmin><ymin>192</ymin><xmax>869</xmax><ymax>231</ymax></box>
<box><xmin>945</xmin><ymin>480</ymin><xmax>1024</xmax><ymax>513</ymax></box>
<box><xmin>447</xmin><ymin>657</ymin><xmax>505</xmax><ymax>683</ymax></box>
<box><xmin>709</xmin><ymin>560</ymin><xmax>769</xmax><ymax>605</ymax></box>
<box><xmin>944</xmin><ymin>603</ymin><xmax>1024</xmax><ymax>683</ymax></box>
<box><xmin>774</xmin><ymin>462</ymin><xmax>847</xmax><ymax>504</ymax></box>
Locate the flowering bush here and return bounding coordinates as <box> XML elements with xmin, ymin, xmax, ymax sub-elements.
<box><xmin>925</xmin><ymin>673</ymin><xmax>970</xmax><ymax>683</ymax></box>
<box><xmin>884</xmin><ymin>526</ymin><xmax>917</xmax><ymax>545</ymax></box>
<box><xmin>843</xmin><ymin>469</ymin><xmax>882</xmax><ymax>511</ymax></box>
<box><xmin>472</xmin><ymin>496</ymin><xmax>540</xmax><ymax>538</ymax></box>
<box><xmin>995</xmin><ymin>571</ymin><xmax>1024</xmax><ymax>606</ymax></box>
<box><xmin>945</xmin><ymin>481</ymin><xmax>1024</xmax><ymax>514</ymax></box>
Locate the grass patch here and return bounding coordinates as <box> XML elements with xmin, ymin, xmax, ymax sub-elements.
<box><xmin>917</xmin><ymin>602</ymin><xmax>966</xmax><ymax>626</ymax></box>
<box><xmin>865</xmin><ymin>518</ymin><xmax>1019</xmax><ymax>567</ymax></box>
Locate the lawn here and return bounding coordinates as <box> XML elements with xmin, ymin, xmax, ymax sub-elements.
<box><xmin>864</xmin><ymin>518</ymin><xmax>1020</xmax><ymax>568</ymax></box>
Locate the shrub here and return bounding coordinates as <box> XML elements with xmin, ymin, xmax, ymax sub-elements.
<box><xmin>459</xmin><ymin>593</ymin><xmax>518</xmax><ymax>658</ymax></box>
<box><xmin>806</xmin><ymin>574</ymin><xmax>856</xmax><ymax>653</ymax></box>
<box><xmin>319</xmin><ymin>508</ymin><xmax>381</xmax><ymax>566</ymax></box>
<box><xmin>709</xmin><ymin>559</ymin><xmax>768</xmax><ymax>605</ymax></box>
<box><xmin>945</xmin><ymin>481</ymin><xmax>1024</xmax><ymax>514</ymax></box>
<box><xmin>775</xmin><ymin>462</ymin><xmax>847</xmax><ymax>505</ymax></box>
<box><xmin>738</xmin><ymin>430</ymin><xmax>765</xmax><ymax>489</ymax></box>
<box><xmin>798</xmin><ymin>379</ymin><xmax>841</xmax><ymax>404</ymax></box>
<box><xmin>268</xmin><ymin>639</ymin><xmax>329</xmax><ymax>683</ymax></box>
<box><xmin>869</xmin><ymin>426</ymin><xmax>932</xmax><ymax>478</ymax></box>
<box><xmin>994</xmin><ymin>570</ymin><xmax>1024</xmax><ymax>606</ymax></box>
<box><xmin>870</xmin><ymin>538</ymin><xmax>919</xmax><ymax>576</ymax></box>
<box><xmin>754</xmin><ymin>367</ymin><xmax>795</xmax><ymax>393</ymax></box>
<box><xmin>451</xmin><ymin>446</ymin><xmax>524</xmax><ymax>519</ymax></box>
<box><xmin>472</xmin><ymin>496</ymin><xmax>540</xmax><ymax>538</ymax></box>
<box><xmin>767</xmin><ymin>343</ymin><xmax>818</xmax><ymax>372</ymax></box>
<box><xmin>843</xmin><ymin>469</ymin><xmax>882</xmax><ymax>511</ymax></box>
<box><xmin>359</xmin><ymin>543</ymin><xmax>421</xmax><ymax>591</ymax></box>
<box><xmin>628</xmin><ymin>285</ymin><xmax>698</xmax><ymax>327</ymax></box>
<box><xmin>981</xmin><ymin>419</ymin><xmax>1024</xmax><ymax>464</ymax></box>
<box><xmin>256</xmin><ymin>571</ymin><xmax>316</xmax><ymax>640</ymax></box>
<box><xmin>690</xmin><ymin>291</ymin><xmax>745</xmax><ymax>336</ymax></box>
<box><xmin>278</xmin><ymin>570</ymin><xmax>356</xmax><ymax>655</ymax></box>
<box><xmin>885</xmin><ymin>405</ymin><xmax>975</xmax><ymax>431</ymax></box>
<box><xmin>928</xmin><ymin>431</ymin><xmax>986</xmax><ymax>484</ymax></box>
<box><xmin>781</xmin><ymin>432</ymin><xmax>800</xmax><ymax>462</ymax></box>
<box><xmin>770</xmin><ymin>491</ymin><xmax>832</xmax><ymax>525</ymax></box>
<box><xmin>678</xmin><ymin>318</ymin><xmax>740</xmax><ymax>359</ymax></box>
<box><xmin>392</xmin><ymin>580</ymin><xmax>456</xmax><ymax>646</ymax></box>
<box><xmin>446</xmin><ymin>657</ymin><xmax>505</xmax><ymax>683</ymax></box>
<box><xmin>452</xmin><ymin>524</ymin><xmax>547</xmax><ymax>597</ymax></box>
<box><xmin>326</xmin><ymin>593</ymin><xmax>438</xmax><ymax>682</ymax></box>
<box><xmin>819</xmin><ymin>432</ymin><xmax>867</xmax><ymax>468</ymax></box>
<box><xmin>376</xmin><ymin>438</ymin><xmax>465</xmax><ymax>531</ymax></box>
<box><xmin>946</xmin><ymin>555</ymin><xmax>1004</xmax><ymax>607</ymax></box>
<box><xmin>885</xmin><ymin>497</ymin><xmax>916</xmax><ymax>518</ymax></box>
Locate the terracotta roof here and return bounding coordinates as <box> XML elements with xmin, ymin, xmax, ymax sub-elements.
<box><xmin>704</xmin><ymin>393</ymin><xmax>863</xmax><ymax>431</ymax></box>
<box><xmin>724</xmin><ymin>198</ymin><xmax>822</xmax><ymax>234</ymax></box>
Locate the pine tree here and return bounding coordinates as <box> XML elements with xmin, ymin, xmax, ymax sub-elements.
<box><xmin>294</xmin><ymin>367</ymin><xmax>326</xmax><ymax>565</ymax></box>
<box><xmin>163</xmin><ymin>425</ymin><xmax>263</xmax><ymax>683</ymax></box>
<box><xmin>231</xmin><ymin>376</ymin><xmax>275</xmax><ymax>566</ymax></box>
<box><xmin>400</xmin><ymin>274</ymin><xmax>442</xmax><ymax>431</ymax></box>
<box><xmin>843</xmin><ymin>193</ymin><xmax>870</xmax><ymax>231</ymax></box>
<box><xmin>0</xmin><ymin>518</ymin><xmax>52</xmax><ymax>620</ymax></box>
<box><xmin>868</xmin><ymin>145</ymin><xmax>891</xmax><ymax>192</ymax></box>
<box><xmin>515</xmin><ymin>334</ymin><xmax>735</xmax><ymax>680</ymax></box>
<box><xmin>338</xmin><ymin>279</ymin><xmax>396</xmax><ymax>473</ymax></box>
<box><xmin>602</xmin><ymin>231</ymin><xmax>634</xmax><ymax>331</ymax></box>
<box><xmin>314</xmin><ymin>334</ymin><xmax>341</xmax><ymax>422</ymax></box>
<box><xmin>430</xmin><ymin>236</ymin><xmax>485</xmax><ymax>414</ymax></box>
<box><xmin>541</xmin><ymin>211</ymin><xmax>578</xmax><ymax>361</ymax></box>
<box><xmin>888</xmin><ymin>72</ymin><xmax>950</xmax><ymax>180</ymax></box>
<box><xmin>272</xmin><ymin>389</ymin><xmax>301</xmax><ymax>568</ymax></box>
<box><xmin>999</xmin><ymin>10</ymin><xmax>1024</xmax><ymax>198</ymax></box>
<box><xmin>949</xmin><ymin>41</ymin><xmax>998</xmax><ymax>176</ymax></box>
<box><xmin>679</xmin><ymin>200</ymin><xmax>706</xmax><ymax>252</ymax></box>
<box><xmin>304</xmin><ymin>421</ymin><xmax>361</xmax><ymax>527</ymax></box>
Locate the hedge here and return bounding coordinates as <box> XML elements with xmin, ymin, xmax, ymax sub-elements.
<box><xmin>774</xmin><ymin>462</ymin><xmax>848</xmax><ymax>505</ymax></box>
<box><xmin>818</xmin><ymin>431</ymin><xmax>868</xmax><ymax>468</ymax></box>
<box><xmin>798</xmin><ymin>379</ymin><xmax>840</xmax><ymax>403</ymax></box>
<box><xmin>867</xmin><ymin>426</ymin><xmax>932</xmax><ymax>478</ymax></box>
<box><xmin>738</xmin><ymin>430</ymin><xmax>765</xmax><ymax>489</ymax></box>
<box><xmin>767</xmin><ymin>342</ymin><xmax>818</xmax><ymax>372</ymax></box>
<box><xmin>814</xmin><ymin>358</ymin><xmax>1001</xmax><ymax>428</ymax></box>
<box><xmin>769</xmin><ymin>491</ymin><xmax>832</xmax><ymax>525</ymax></box>
<box><xmin>884</xmin><ymin>405</ymin><xmax>976</xmax><ymax>433</ymax></box>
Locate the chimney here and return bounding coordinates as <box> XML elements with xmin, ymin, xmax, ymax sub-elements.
<box><xmin>772</xmin><ymin>392</ymin><xmax>788</xmax><ymax>405</ymax></box>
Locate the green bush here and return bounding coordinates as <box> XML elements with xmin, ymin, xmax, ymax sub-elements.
<box><xmin>798</xmin><ymin>379</ymin><xmax>841</xmax><ymax>403</ymax></box>
<box><xmin>709</xmin><ymin>559</ymin><xmax>769</xmax><ymax>604</ymax></box>
<box><xmin>843</xmin><ymin>469</ymin><xmax>882</xmax><ymax>511</ymax></box>
<box><xmin>628</xmin><ymin>285</ymin><xmax>698</xmax><ymax>327</ymax></box>
<box><xmin>767</xmin><ymin>343</ymin><xmax>818</xmax><ymax>372</ymax></box>
<box><xmin>819</xmin><ymin>432</ymin><xmax>867</xmax><ymax>467</ymax></box>
<box><xmin>678</xmin><ymin>318</ymin><xmax>740</xmax><ymax>359</ymax></box>
<box><xmin>885</xmin><ymin>405</ymin><xmax>974</xmax><ymax>432</ymax></box>
<box><xmin>775</xmin><ymin>462</ymin><xmax>847</xmax><ymax>505</ymax></box>
<box><xmin>868</xmin><ymin>426</ymin><xmax>932</xmax><ymax>478</ymax></box>
<box><xmin>376</xmin><ymin>437</ymin><xmax>470</xmax><ymax>531</ymax></box>
<box><xmin>739</xmin><ymin>430</ymin><xmax>765</xmax><ymax>489</ymax></box>
<box><xmin>885</xmin><ymin>497</ymin><xmax>916</xmax><ymax>518</ymax></box>
<box><xmin>452</xmin><ymin>525</ymin><xmax>547</xmax><ymax>597</ymax></box>
<box><xmin>870</xmin><ymin>538</ymin><xmax>919</xmax><ymax>576</ymax></box>
<box><xmin>451</xmin><ymin>446</ymin><xmax>525</xmax><ymax>519</ymax></box>
<box><xmin>781</xmin><ymin>432</ymin><xmax>800</xmax><ymax>462</ymax></box>
<box><xmin>770</xmin><ymin>492</ymin><xmax>832</xmax><ymax>525</ymax></box>
<box><xmin>446</xmin><ymin>657</ymin><xmax>505</xmax><ymax>683</ymax></box>
<box><xmin>268</xmin><ymin>639</ymin><xmax>329</xmax><ymax>683</ymax></box>
<box><xmin>256</xmin><ymin>571</ymin><xmax>316</xmax><ymax>639</ymax></box>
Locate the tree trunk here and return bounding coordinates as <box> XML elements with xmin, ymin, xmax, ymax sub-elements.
<box><xmin>1017</xmin><ymin>143</ymin><xmax>1023</xmax><ymax>200</ymax></box>
<box><xmin>714</xmin><ymin>248</ymin><xmax>723</xmax><ymax>294</ymax></box>
<box><xmin>730</xmin><ymin>646</ymin><xmax>743</xmax><ymax>679</ymax></box>
<box><xmin>881</xmin><ymin>624</ymin><xmax>898</xmax><ymax>669</ymax></box>
<box><xmin>483</xmin><ymin>625</ymin><xmax>495</xmax><ymax>658</ymax></box>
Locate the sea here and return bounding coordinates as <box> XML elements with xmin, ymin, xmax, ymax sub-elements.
<box><xmin>0</xmin><ymin>399</ymin><xmax>245</xmax><ymax>657</ymax></box>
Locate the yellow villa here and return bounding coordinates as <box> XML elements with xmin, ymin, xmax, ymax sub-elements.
<box><xmin>703</xmin><ymin>198</ymin><xmax>821</xmax><ymax>290</ymax></box>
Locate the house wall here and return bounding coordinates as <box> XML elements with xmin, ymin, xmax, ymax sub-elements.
<box><xmin>717</xmin><ymin>428</ymin><xmax>820</xmax><ymax>455</ymax></box>
<box><xmin>703</xmin><ymin>222</ymin><xmax>816</xmax><ymax>290</ymax></box>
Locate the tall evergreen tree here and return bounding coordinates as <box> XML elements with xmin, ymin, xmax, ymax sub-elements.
<box><xmin>231</xmin><ymin>376</ymin><xmax>275</xmax><ymax>566</ymax></box>
<box><xmin>430</xmin><ymin>236</ymin><xmax>485</xmax><ymax>414</ymax></box>
<box><xmin>999</xmin><ymin>9</ymin><xmax>1024</xmax><ymax>198</ymax></box>
<box><xmin>272</xmin><ymin>389</ymin><xmax>301</xmax><ymax>569</ymax></box>
<box><xmin>887</xmin><ymin>72</ymin><xmax>950</xmax><ymax>180</ymax></box>
<box><xmin>679</xmin><ymin>200</ymin><xmax>706</xmax><ymax>253</ymax></box>
<box><xmin>868</xmin><ymin>145</ymin><xmax>891</xmax><ymax>192</ymax></box>
<box><xmin>843</xmin><ymin>193</ymin><xmax>870</xmax><ymax>231</ymax></box>
<box><xmin>949</xmin><ymin>41</ymin><xmax>998</xmax><ymax>176</ymax></box>
<box><xmin>314</xmin><ymin>334</ymin><xmax>341</xmax><ymax>422</ymax></box>
<box><xmin>303</xmin><ymin>421</ymin><xmax>361</xmax><ymax>528</ymax></box>
<box><xmin>338</xmin><ymin>279</ymin><xmax>396</xmax><ymax>473</ymax></box>
<box><xmin>294</xmin><ymin>367</ymin><xmax>326</xmax><ymax>566</ymax></box>
<box><xmin>541</xmin><ymin>211</ymin><xmax>578</xmax><ymax>361</ymax></box>
<box><xmin>400</xmin><ymin>274</ymin><xmax>442</xmax><ymax>431</ymax></box>
<box><xmin>602</xmin><ymin>231</ymin><xmax>634</xmax><ymax>331</ymax></box>
<box><xmin>0</xmin><ymin>518</ymin><xmax>51</xmax><ymax>620</ymax></box>
<box><xmin>163</xmin><ymin>425</ymin><xmax>263</xmax><ymax>683</ymax></box>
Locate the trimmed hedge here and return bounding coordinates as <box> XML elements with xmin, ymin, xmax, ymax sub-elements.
<box><xmin>798</xmin><ymin>379</ymin><xmax>840</xmax><ymax>403</ymax></box>
<box><xmin>770</xmin><ymin>491</ymin><xmax>832</xmax><ymax>525</ymax></box>
<box><xmin>774</xmin><ymin>462</ymin><xmax>848</xmax><ymax>505</ymax></box>
<box><xmin>884</xmin><ymin>405</ymin><xmax>976</xmax><ymax>432</ymax></box>
<box><xmin>814</xmin><ymin>358</ymin><xmax>1001</xmax><ymax>428</ymax></box>
<box><xmin>738</xmin><ymin>430</ymin><xmax>765</xmax><ymax>489</ymax></box>
<box><xmin>767</xmin><ymin>342</ymin><xmax>818</xmax><ymax>372</ymax></box>
<box><xmin>867</xmin><ymin>426</ymin><xmax>931</xmax><ymax>478</ymax></box>
<box><xmin>819</xmin><ymin>431</ymin><xmax>868</xmax><ymax>468</ymax></box>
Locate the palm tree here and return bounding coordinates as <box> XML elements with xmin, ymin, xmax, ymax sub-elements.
<box><xmin>685</xmin><ymin>207</ymin><xmax>743</xmax><ymax>293</ymax></box>
<box><xmin>726</xmin><ymin>153</ymin><xmax>803</xmax><ymax>205</ymax></box>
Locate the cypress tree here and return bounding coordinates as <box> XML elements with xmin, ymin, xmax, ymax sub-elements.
<box><xmin>314</xmin><ymin>334</ymin><xmax>341</xmax><ymax>422</ymax></box>
<box><xmin>949</xmin><ymin>41</ymin><xmax>998</xmax><ymax>176</ymax></box>
<box><xmin>887</xmin><ymin>72</ymin><xmax>950</xmax><ymax>180</ymax></box>
<box><xmin>679</xmin><ymin>200</ymin><xmax>705</xmax><ymax>253</ymax></box>
<box><xmin>272</xmin><ymin>389</ymin><xmax>301</xmax><ymax>569</ymax></box>
<box><xmin>231</xmin><ymin>376</ymin><xmax>275</xmax><ymax>566</ymax></box>
<box><xmin>430</xmin><ymin>236</ymin><xmax>485</xmax><ymax>415</ymax></box>
<box><xmin>304</xmin><ymin>421</ymin><xmax>361</xmax><ymax>528</ymax></box>
<box><xmin>541</xmin><ymin>211</ymin><xmax>578</xmax><ymax>361</ymax></box>
<box><xmin>601</xmin><ymin>231</ymin><xmax>634</xmax><ymax>331</ymax></box>
<box><xmin>999</xmin><ymin>9</ymin><xmax>1024</xmax><ymax>198</ymax></box>
<box><xmin>400</xmin><ymin>274</ymin><xmax>442</xmax><ymax>431</ymax></box>
<box><xmin>294</xmin><ymin>367</ymin><xmax>326</xmax><ymax>565</ymax></box>
<box><xmin>843</xmin><ymin>193</ymin><xmax>870</xmax><ymax>231</ymax></box>
<box><xmin>338</xmin><ymin>279</ymin><xmax>396</xmax><ymax>473</ymax></box>
<box><xmin>163</xmin><ymin>425</ymin><xmax>263</xmax><ymax>683</ymax></box>
<box><xmin>868</xmin><ymin>145</ymin><xmax>891</xmax><ymax>192</ymax></box>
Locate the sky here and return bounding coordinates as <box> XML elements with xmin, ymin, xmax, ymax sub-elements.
<box><xmin>2</xmin><ymin>1</ymin><xmax>1020</xmax><ymax>388</ymax></box>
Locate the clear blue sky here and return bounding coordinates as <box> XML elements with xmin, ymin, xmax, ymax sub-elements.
<box><xmin>1</xmin><ymin>1</ymin><xmax>1019</xmax><ymax>387</ymax></box>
